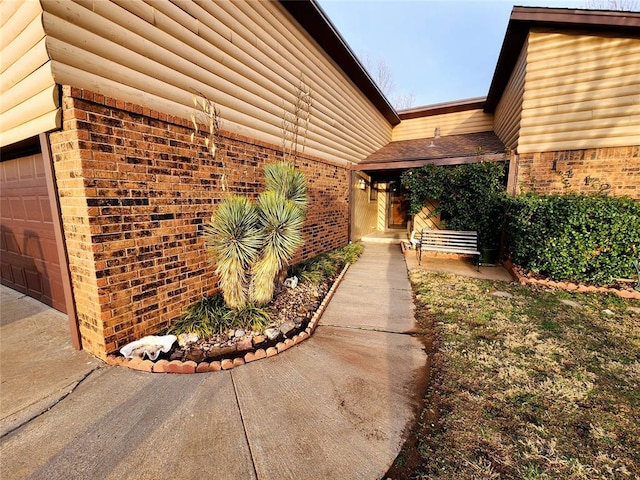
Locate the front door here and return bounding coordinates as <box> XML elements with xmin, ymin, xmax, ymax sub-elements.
<box><xmin>388</xmin><ymin>180</ymin><xmax>408</xmax><ymax>229</ymax></box>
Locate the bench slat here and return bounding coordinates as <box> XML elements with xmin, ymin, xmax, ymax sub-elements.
<box><xmin>416</xmin><ymin>229</ymin><xmax>481</xmax><ymax>271</ymax></box>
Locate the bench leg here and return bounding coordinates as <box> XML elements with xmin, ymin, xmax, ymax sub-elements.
<box><xmin>476</xmin><ymin>254</ymin><xmax>480</xmax><ymax>272</ymax></box>
<box><xmin>418</xmin><ymin>247</ymin><xmax>422</xmax><ymax>265</ymax></box>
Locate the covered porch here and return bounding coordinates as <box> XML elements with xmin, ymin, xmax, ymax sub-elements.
<box><xmin>350</xmin><ymin>131</ymin><xmax>507</xmax><ymax>243</ymax></box>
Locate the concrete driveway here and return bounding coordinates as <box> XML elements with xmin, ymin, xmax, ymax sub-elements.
<box><xmin>0</xmin><ymin>243</ymin><xmax>427</xmax><ymax>479</ymax></box>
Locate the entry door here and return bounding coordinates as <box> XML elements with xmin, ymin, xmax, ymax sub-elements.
<box><xmin>388</xmin><ymin>180</ymin><xmax>408</xmax><ymax>229</ymax></box>
<box><xmin>0</xmin><ymin>153</ymin><xmax>66</xmax><ymax>312</ymax></box>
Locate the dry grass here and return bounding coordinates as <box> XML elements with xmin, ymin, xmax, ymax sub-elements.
<box><xmin>401</xmin><ymin>271</ymin><xmax>640</xmax><ymax>480</ymax></box>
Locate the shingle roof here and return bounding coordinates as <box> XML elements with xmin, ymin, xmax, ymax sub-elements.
<box><xmin>356</xmin><ymin>132</ymin><xmax>506</xmax><ymax>171</ymax></box>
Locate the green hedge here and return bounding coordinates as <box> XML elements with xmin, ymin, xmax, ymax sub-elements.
<box><xmin>507</xmin><ymin>193</ymin><xmax>640</xmax><ymax>285</ymax></box>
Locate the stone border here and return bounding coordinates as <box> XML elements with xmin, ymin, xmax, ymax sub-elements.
<box><xmin>504</xmin><ymin>259</ymin><xmax>640</xmax><ymax>300</ymax></box>
<box><xmin>105</xmin><ymin>263</ymin><xmax>351</xmax><ymax>373</ymax></box>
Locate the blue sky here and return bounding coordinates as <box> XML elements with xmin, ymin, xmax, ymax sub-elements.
<box><xmin>317</xmin><ymin>0</ymin><xmax>588</xmax><ymax>108</ymax></box>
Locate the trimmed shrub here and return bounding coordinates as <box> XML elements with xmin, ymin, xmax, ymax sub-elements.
<box><xmin>507</xmin><ymin>193</ymin><xmax>640</xmax><ymax>285</ymax></box>
<box><xmin>401</xmin><ymin>161</ymin><xmax>508</xmax><ymax>249</ymax></box>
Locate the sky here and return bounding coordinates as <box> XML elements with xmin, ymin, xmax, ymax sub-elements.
<box><xmin>316</xmin><ymin>0</ymin><xmax>591</xmax><ymax>108</ymax></box>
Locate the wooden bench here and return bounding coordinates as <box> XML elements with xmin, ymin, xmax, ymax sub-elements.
<box><xmin>416</xmin><ymin>229</ymin><xmax>481</xmax><ymax>271</ymax></box>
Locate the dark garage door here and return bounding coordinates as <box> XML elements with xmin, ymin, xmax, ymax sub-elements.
<box><xmin>1</xmin><ymin>153</ymin><xmax>66</xmax><ymax>312</ymax></box>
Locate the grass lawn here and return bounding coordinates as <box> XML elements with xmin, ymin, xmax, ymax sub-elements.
<box><xmin>392</xmin><ymin>270</ymin><xmax>640</xmax><ymax>480</ymax></box>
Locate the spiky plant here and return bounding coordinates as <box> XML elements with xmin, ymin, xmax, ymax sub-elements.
<box><xmin>264</xmin><ymin>162</ymin><xmax>308</xmax><ymax>212</ymax></box>
<box><xmin>250</xmin><ymin>190</ymin><xmax>305</xmax><ymax>304</ymax></box>
<box><xmin>203</xmin><ymin>196</ymin><xmax>263</xmax><ymax>308</ymax></box>
<box><xmin>166</xmin><ymin>294</ymin><xmax>232</xmax><ymax>337</ymax></box>
<box><xmin>226</xmin><ymin>303</ymin><xmax>272</xmax><ymax>332</ymax></box>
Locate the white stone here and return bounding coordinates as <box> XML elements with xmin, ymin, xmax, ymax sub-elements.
<box><xmin>491</xmin><ymin>291</ymin><xmax>513</xmax><ymax>298</ymax></box>
<box><xmin>120</xmin><ymin>335</ymin><xmax>177</xmax><ymax>361</ymax></box>
<box><xmin>265</xmin><ymin>328</ymin><xmax>281</xmax><ymax>341</ymax></box>
<box><xmin>234</xmin><ymin>329</ymin><xmax>245</xmax><ymax>338</ymax></box>
<box><xmin>560</xmin><ymin>299</ymin><xmax>582</xmax><ymax>308</ymax></box>
<box><xmin>602</xmin><ymin>309</ymin><xmax>615</xmax><ymax>316</ymax></box>
<box><xmin>178</xmin><ymin>332</ymin><xmax>199</xmax><ymax>347</ymax></box>
<box><xmin>283</xmin><ymin>276</ymin><xmax>299</xmax><ymax>288</ymax></box>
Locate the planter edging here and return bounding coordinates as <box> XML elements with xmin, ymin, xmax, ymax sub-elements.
<box><xmin>504</xmin><ymin>259</ymin><xmax>640</xmax><ymax>300</ymax></box>
<box><xmin>106</xmin><ymin>262</ymin><xmax>352</xmax><ymax>373</ymax></box>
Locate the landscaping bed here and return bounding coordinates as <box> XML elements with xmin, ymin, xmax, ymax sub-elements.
<box><xmin>107</xmin><ymin>244</ymin><xmax>362</xmax><ymax>373</ymax></box>
<box><xmin>387</xmin><ymin>270</ymin><xmax>640</xmax><ymax>479</ymax></box>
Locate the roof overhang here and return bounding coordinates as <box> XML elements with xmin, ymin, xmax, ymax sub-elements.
<box><xmin>397</xmin><ymin>97</ymin><xmax>486</xmax><ymax>120</ymax></box>
<box><xmin>485</xmin><ymin>7</ymin><xmax>640</xmax><ymax>112</ymax></box>
<box><xmin>354</xmin><ymin>131</ymin><xmax>506</xmax><ymax>172</ymax></box>
<box><xmin>353</xmin><ymin>152</ymin><xmax>506</xmax><ymax>172</ymax></box>
<box><xmin>278</xmin><ymin>0</ymin><xmax>401</xmax><ymax>126</ymax></box>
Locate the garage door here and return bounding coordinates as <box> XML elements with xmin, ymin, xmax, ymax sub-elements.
<box><xmin>1</xmin><ymin>153</ymin><xmax>66</xmax><ymax>312</ymax></box>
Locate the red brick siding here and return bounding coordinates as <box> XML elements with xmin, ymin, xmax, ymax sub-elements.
<box><xmin>516</xmin><ymin>146</ymin><xmax>640</xmax><ymax>199</ymax></box>
<box><xmin>50</xmin><ymin>86</ymin><xmax>349</xmax><ymax>359</ymax></box>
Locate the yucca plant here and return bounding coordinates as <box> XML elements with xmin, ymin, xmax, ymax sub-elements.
<box><xmin>203</xmin><ymin>196</ymin><xmax>263</xmax><ymax>308</ymax></box>
<box><xmin>250</xmin><ymin>190</ymin><xmax>305</xmax><ymax>304</ymax></box>
<box><xmin>264</xmin><ymin>161</ymin><xmax>308</xmax><ymax>212</ymax></box>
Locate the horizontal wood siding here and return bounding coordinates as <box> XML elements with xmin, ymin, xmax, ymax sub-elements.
<box><xmin>392</xmin><ymin>109</ymin><xmax>494</xmax><ymax>142</ymax></box>
<box><xmin>0</xmin><ymin>2</ymin><xmax>60</xmax><ymax>146</ymax></box>
<box><xmin>36</xmin><ymin>0</ymin><xmax>391</xmax><ymax>164</ymax></box>
<box><xmin>350</xmin><ymin>172</ymin><xmax>378</xmax><ymax>241</ymax></box>
<box><xmin>494</xmin><ymin>37</ymin><xmax>527</xmax><ymax>150</ymax></box>
<box><xmin>519</xmin><ymin>30</ymin><xmax>640</xmax><ymax>154</ymax></box>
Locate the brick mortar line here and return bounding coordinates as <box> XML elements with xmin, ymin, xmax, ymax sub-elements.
<box><xmin>105</xmin><ymin>262</ymin><xmax>352</xmax><ymax>374</ymax></box>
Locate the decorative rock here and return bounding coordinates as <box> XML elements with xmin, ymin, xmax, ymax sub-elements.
<box><xmin>209</xmin><ymin>361</ymin><xmax>222</xmax><ymax>372</ymax></box>
<box><xmin>560</xmin><ymin>299</ymin><xmax>582</xmax><ymax>308</ymax></box>
<box><xmin>275</xmin><ymin>342</ymin><xmax>287</xmax><ymax>353</ymax></box>
<box><xmin>284</xmin><ymin>338</ymin><xmax>294</xmax><ymax>347</ymax></box>
<box><xmin>119</xmin><ymin>334</ymin><xmax>177</xmax><ymax>361</ymax></box>
<box><xmin>566</xmin><ymin>283</ymin><xmax>578</xmax><ymax>290</ymax></box>
<box><xmin>244</xmin><ymin>352</ymin><xmax>257</xmax><ymax>363</ymax></box>
<box><xmin>205</xmin><ymin>344</ymin><xmax>236</xmax><ymax>361</ymax></box>
<box><xmin>185</xmin><ymin>348</ymin><xmax>205</xmax><ymax>363</ymax></box>
<box><xmin>491</xmin><ymin>291</ymin><xmax>513</xmax><ymax>298</ymax></box>
<box><xmin>252</xmin><ymin>335</ymin><xmax>266</xmax><ymax>346</ymax></box>
<box><xmin>236</xmin><ymin>338</ymin><xmax>253</xmax><ymax>352</ymax></box>
<box><xmin>177</xmin><ymin>333</ymin><xmax>199</xmax><ymax>347</ymax></box>
<box><xmin>169</xmin><ymin>350</ymin><xmax>183</xmax><ymax>361</ymax></box>
<box><xmin>234</xmin><ymin>329</ymin><xmax>245</xmax><ymax>338</ymax></box>
<box><xmin>602</xmin><ymin>309</ymin><xmax>615</xmax><ymax>316</ymax></box>
<box><xmin>265</xmin><ymin>328</ymin><xmax>281</xmax><ymax>341</ymax></box>
<box><xmin>283</xmin><ymin>275</ymin><xmax>299</xmax><ymax>288</ymax></box>
<box><xmin>280</xmin><ymin>321</ymin><xmax>296</xmax><ymax>337</ymax></box>
<box><xmin>221</xmin><ymin>359</ymin><xmax>234</xmax><ymax>370</ymax></box>
<box><xmin>627</xmin><ymin>306</ymin><xmax>640</xmax><ymax>314</ymax></box>
<box><xmin>253</xmin><ymin>349</ymin><xmax>267</xmax><ymax>360</ymax></box>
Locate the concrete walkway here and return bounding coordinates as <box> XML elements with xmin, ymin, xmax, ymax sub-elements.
<box><xmin>0</xmin><ymin>243</ymin><xmax>427</xmax><ymax>479</ymax></box>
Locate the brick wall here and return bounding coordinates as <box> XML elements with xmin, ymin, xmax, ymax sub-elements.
<box><xmin>49</xmin><ymin>86</ymin><xmax>350</xmax><ymax>359</ymax></box>
<box><xmin>515</xmin><ymin>146</ymin><xmax>640</xmax><ymax>199</ymax></box>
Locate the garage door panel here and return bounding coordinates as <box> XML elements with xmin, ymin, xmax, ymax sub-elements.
<box><xmin>1</xmin><ymin>153</ymin><xmax>66</xmax><ymax>312</ymax></box>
